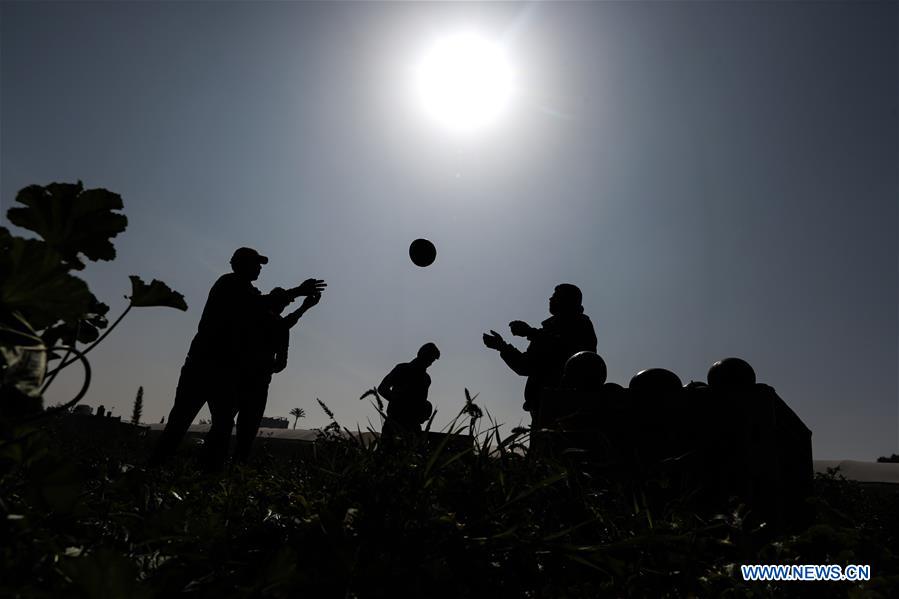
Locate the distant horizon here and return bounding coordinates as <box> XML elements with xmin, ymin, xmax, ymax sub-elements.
<box><xmin>61</xmin><ymin>409</ymin><xmax>899</xmax><ymax>466</ymax></box>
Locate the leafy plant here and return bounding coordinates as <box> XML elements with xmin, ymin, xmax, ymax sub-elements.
<box><xmin>1</xmin><ymin>396</ymin><xmax>896</xmax><ymax>597</ymax></box>
<box><xmin>6</xmin><ymin>181</ymin><xmax>127</xmax><ymax>270</ymax></box>
<box><xmin>0</xmin><ymin>181</ymin><xmax>187</xmax><ymax>417</ymax></box>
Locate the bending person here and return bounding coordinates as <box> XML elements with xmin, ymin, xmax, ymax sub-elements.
<box><xmin>378</xmin><ymin>343</ymin><xmax>440</xmax><ymax>443</ymax></box>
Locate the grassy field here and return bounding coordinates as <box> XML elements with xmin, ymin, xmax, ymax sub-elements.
<box><xmin>1</xmin><ymin>410</ymin><xmax>897</xmax><ymax>599</ymax></box>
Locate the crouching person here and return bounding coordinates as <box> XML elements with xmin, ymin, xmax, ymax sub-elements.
<box><xmin>378</xmin><ymin>343</ymin><xmax>440</xmax><ymax>447</ymax></box>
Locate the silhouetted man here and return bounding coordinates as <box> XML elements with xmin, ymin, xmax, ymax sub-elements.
<box><xmin>227</xmin><ymin>288</ymin><xmax>321</xmax><ymax>463</ymax></box>
<box><xmin>483</xmin><ymin>284</ymin><xmax>597</xmax><ymax>428</ymax></box>
<box><xmin>378</xmin><ymin>343</ymin><xmax>440</xmax><ymax>441</ymax></box>
<box><xmin>150</xmin><ymin>247</ymin><xmax>325</xmax><ymax>466</ymax></box>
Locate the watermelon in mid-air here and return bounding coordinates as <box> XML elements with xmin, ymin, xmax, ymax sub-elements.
<box><xmin>409</xmin><ymin>238</ymin><xmax>437</xmax><ymax>267</ymax></box>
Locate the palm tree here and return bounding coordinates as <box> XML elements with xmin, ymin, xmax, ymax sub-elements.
<box><xmin>130</xmin><ymin>386</ymin><xmax>144</xmax><ymax>425</ymax></box>
<box><xmin>289</xmin><ymin>407</ymin><xmax>305</xmax><ymax>429</ymax></box>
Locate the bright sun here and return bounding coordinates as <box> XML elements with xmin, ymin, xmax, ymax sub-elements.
<box><xmin>414</xmin><ymin>33</ymin><xmax>514</xmax><ymax>136</ymax></box>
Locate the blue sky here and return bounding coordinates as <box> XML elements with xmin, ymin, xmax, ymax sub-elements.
<box><xmin>2</xmin><ymin>1</ymin><xmax>896</xmax><ymax>460</ymax></box>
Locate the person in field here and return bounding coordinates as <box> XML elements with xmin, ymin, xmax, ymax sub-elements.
<box><xmin>229</xmin><ymin>287</ymin><xmax>321</xmax><ymax>463</ymax></box>
<box><xmin>378</xmin><ymin>343</ymin><xmax>440</xmax><ymax>443</ymax></box>
<box><xmin>150</xmin><ymin>247</ymin><xmax>325</xmax><ymax>468</ymax></box>
<box><xmin>482</xmin><ymin>283</ymin><xmax>597</xmax><ymax>429</ymax></box>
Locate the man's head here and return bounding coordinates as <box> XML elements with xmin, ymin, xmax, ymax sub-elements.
<box><xmin>416</xmin><ymin>342</ymin><xmax>440</xmax><ymax>367</ymax></box>
<box><xmin>230</xmin><ymin>247</ymin><xmax>268</xmax><ymax>281</ymax></box>
<box><xmin>549</xmin><ymin>283</ymin><xmax>584</xmax><ymax>316</ymax></box>
<box><xmin>265</xmin><ymin>287</ymin><xmax>293</xmax><ymax>314</ymax></box>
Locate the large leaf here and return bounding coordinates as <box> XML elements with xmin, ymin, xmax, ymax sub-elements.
<box><xmin>0</xmin><ymin>312</ymin><xmax>47</xmax><ymax>409</ymax></box>
<box><xmin>0</xmin><ymin>337</ymin><xmax>47</xmax><ymax>401</ymax></box>
<box><xmin>128</xmin><ymin>276</ymin><xmax>188</xmax><ymax>311</ymax></box>
<box><xmin>0</xmin><ymin>228</ymin><xmax>93</xmax><ymax>330</ymax></box>
<box><xmin>6</xmin><ymin>181</ymin><xmax>128</xmax><ymax>270</ymax></box>
<box><xmin>41</xmin><ymin>297</ymin><xmax>110</xmax><ymax>347</ymax></box>
<box><xmin>0</xmin><ymin>310</ymin><xmax>44</xmax><ymax>350</ymax></box>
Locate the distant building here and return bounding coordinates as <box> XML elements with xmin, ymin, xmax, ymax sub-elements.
<box><xmin>259</xmin><ymin>416</ymin><xmax>289</xmax><ymax>429</ymax></box>
<box><xmin>72</xmin><ymin>405</ymin><xmax>93</xmax><ymax>416</ymax></box>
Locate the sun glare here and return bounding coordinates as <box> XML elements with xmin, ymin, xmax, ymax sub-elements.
<box><xmin>414</xmin><ymin>33</ymin><xmax>514</xmax><ymax>136</ymax></box>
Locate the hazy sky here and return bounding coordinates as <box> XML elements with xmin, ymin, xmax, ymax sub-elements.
<box><xmin>2</xmin><ymin>1</ymin><xmax>896</xmax><ymax>460</ymax></box>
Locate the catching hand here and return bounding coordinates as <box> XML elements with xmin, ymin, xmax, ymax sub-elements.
<box><xmin>482</xmin><ymin>330</ymin><xmax>507</xmax><ymax>351</ymax></box>
<box><xmin>295</xmin><ymin>278</ymin><xmax>327</xmax><ymax>297</ymax></box>
<box><xmin>301</xmin><ymin>292</ymin><xmax>321</xmax><ymax>310</ymax></box>
<box><xmin>509</xmin><ymin>320</ymin><xmax>533</xmax><ymax>338</ymax></box>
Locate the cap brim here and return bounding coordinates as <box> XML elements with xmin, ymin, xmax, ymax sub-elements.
<box><xmin>258</xmin><ymin>255</ymin><xmax>269</xmax><ymax>264</ymax></box>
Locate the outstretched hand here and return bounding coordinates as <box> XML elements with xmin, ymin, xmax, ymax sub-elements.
<box><xmin>294</xmin><ymin>278</ymin><xmax>327</xmax><ymax>297</ymax></box>
<box><xmin>509</xmin><ymin>320</ymin><xmax>534</xmax><ymax>338</ymax></box>
<box><xmin>301</xmin><ymin>292</ymin><xmax>321</xmax><ymax>310</ymax></box>
<box><xmin>482</xmin><ymin>330</ymin><xmax>508</xmax><ymax>351</ymax></box>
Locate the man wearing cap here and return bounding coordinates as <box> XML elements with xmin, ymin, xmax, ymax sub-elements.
<box><xmin>150</xmin><ymin>247</ymin><xmax>325</xmax><ymax>466</ymax></box>
<box><xmin>483</xmin><ymin>284</ymin><xmax>597</xmax><ymax>429</ymax></box>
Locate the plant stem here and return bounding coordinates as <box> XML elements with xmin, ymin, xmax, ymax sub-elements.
<box><xmin>39</xmin><ymin>321</ymin><xmax>80</xmax><ymax>394</ymax></box>
<box><xmin>25</xmin><ymin>345</ymin><xmax>92</xmax><ymax>422</ymax></box>
<box><xmin>44</xmin><ymin>302</ymin><xmax>132</xmax><ymax>380</ymax></box>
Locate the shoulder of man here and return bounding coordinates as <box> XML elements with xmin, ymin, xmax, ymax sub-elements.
<box><xmin>537</xmin><ymin>314</ymin><xmax>594</xmax><ymax>344</ymax></box>
<box><xmin>382</xmin><ymin>362</ymin><xmax>405</xmax><ymax>380</ymax></box>
<box><xmin>213</xmin><ymin>272</ymin><xmax>238</xmax><ymax>285</ymax></box>
<box><xmin>548</xmin><ymin>313</ymin><xmax>593</xmax><ymax>328</ymax></box>
<box><xmin>559</xmin><ymin>315</ymin><xmax>595</xmax><ymax>344</ymax></box>
<box><xmin>539</xmin><ymin>315</ymin><xmax>564</xmax><ymax>333</ymax></box>
<box><xmin>573</xmin><ymin>313</ymin><xmax>593</xmax><ymax>328</ymax></box>
<box><xmin>394</xmin><ymin>361</ymin><xmax>414</xmax><ymax>373</ymax></box>
<box><xmin>211</xmin><ymin>272</ymin><xmax>261</xmax><ymax>297</ymax></box>
<box><xmin>210</xmin><ymin>272</ymin><xmax>240</xmax><ymax>294</ymax></box>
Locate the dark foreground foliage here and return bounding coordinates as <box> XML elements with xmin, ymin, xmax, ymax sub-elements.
<box><xmin>1</xmin><ymin>415</ymin><xmax>897</xmax><ymax>599</ymax></box>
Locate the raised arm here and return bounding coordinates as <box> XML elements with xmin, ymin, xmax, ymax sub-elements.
<box><xmin>483</xmin><ymin>330</ymin><xmax>532</xmax><ymax>376</ymax></box>
<box><xmin>286</xmin><ymin>278</ymin><xmax>327</xmax><ymax>300</ymax></box>
<box><xmin>499</xmin><ymin>343</ymin><xmax>532</xmax><ymax>376</ymax></box>
<box><xmin>283</xmin><ymin>292</ymin><xmax>321</xmax><ymax>329</ymax></box>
